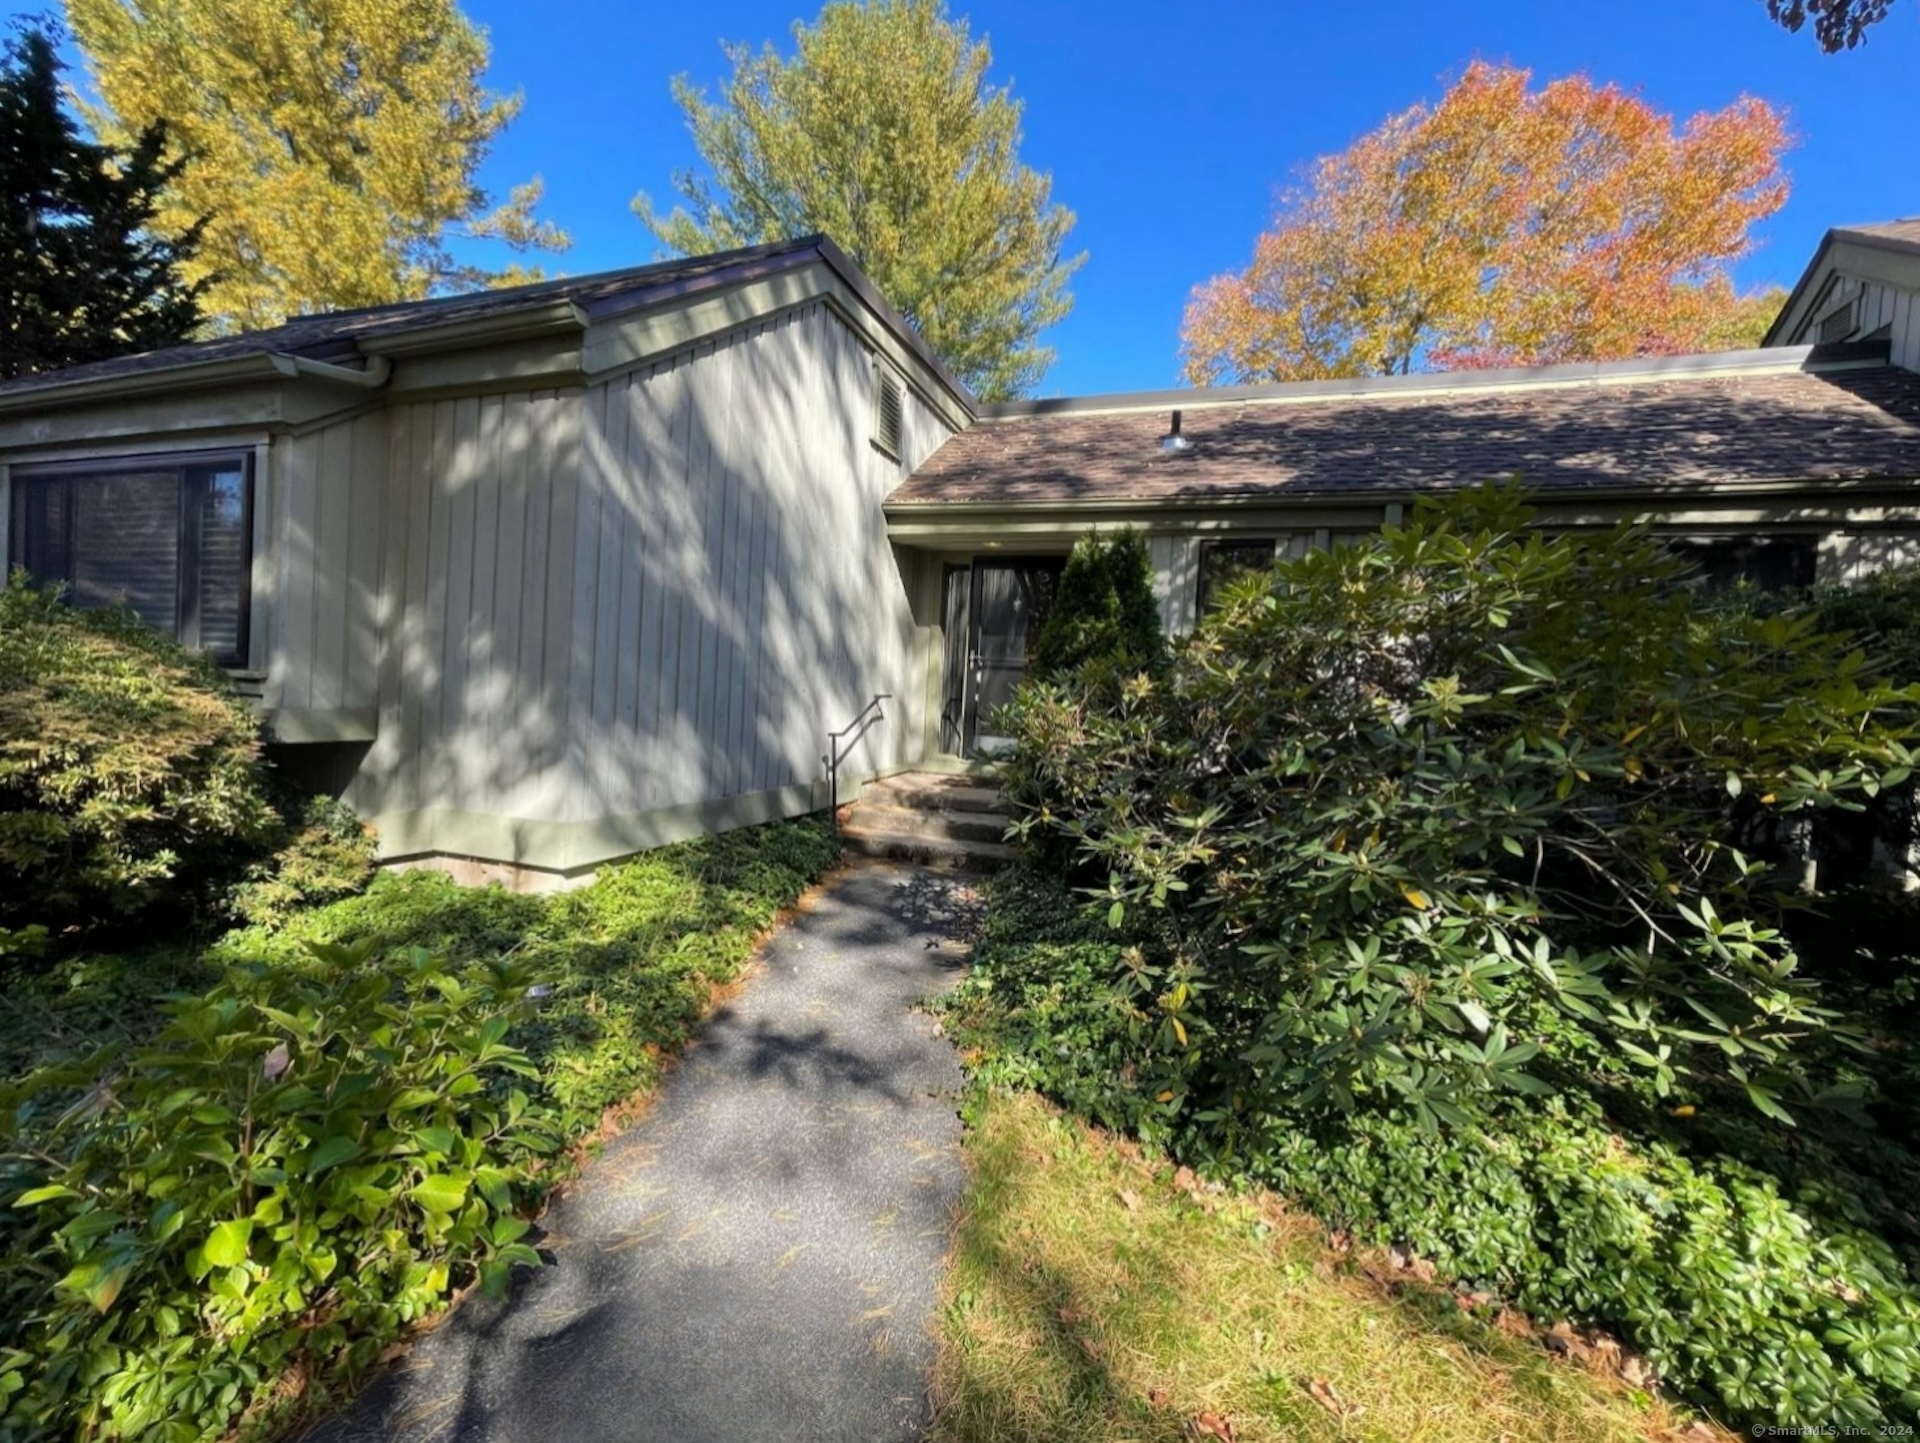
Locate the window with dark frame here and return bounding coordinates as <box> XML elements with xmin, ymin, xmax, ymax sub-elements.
<box><xmin>7</xmin><ymin>450</ymin><xmax>253</xmax><ymax>665</ymax></box>
<box><xmin>1196</xmin><ymin>538</ymin><xmax>1279</xmax><ymax>614</ymax></box>
<box><xmin>1668</xmin><ymin>534</ymin><xmax>1817</xmax><ymax>593</ymax></box>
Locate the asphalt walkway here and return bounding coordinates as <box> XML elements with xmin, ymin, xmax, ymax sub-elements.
<box><xmin>304</xmin><ymin>861</ymin><xmax>979</xmax><ymax>1443</ymax></box>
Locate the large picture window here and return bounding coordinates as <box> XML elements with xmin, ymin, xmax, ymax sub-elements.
<box><xmin>8</xmin><ymin>451</ymin><xmax>253</xmax><ymax>664</ymax></box>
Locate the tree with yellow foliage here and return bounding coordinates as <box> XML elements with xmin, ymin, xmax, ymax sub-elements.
<box><xmin>67</xmin><ymin>0</ymin><xmax>569</xmax><ymax>331</ymax></box>
<box><xmin>636</xmin><ymin>0</ymin><xmax>1080</xmax><ymax>402</ymax></box>
<box><xmin>1181</xmin><ymin>63</ymin><xmax>1791</xmax><ymax>385</ymax></box>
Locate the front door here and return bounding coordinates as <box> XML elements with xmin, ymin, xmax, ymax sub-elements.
<box><xmin>963</xmin><ymin>559</ymin><xmax>1062</xmax><ymax>753</ymax></box>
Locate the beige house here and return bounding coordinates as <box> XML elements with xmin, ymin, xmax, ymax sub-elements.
<box><xmin>4</xmin><ymin>222</ymin><xmax>1920</xmax><ymax>883</ymax></box>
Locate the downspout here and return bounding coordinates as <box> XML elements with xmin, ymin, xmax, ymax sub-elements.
<box><xmin>267</xmin><ymin>353</ymin><xmax>393</xmax><ymax>389</ymax></box>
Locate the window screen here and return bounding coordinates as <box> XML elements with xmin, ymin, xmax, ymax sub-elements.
<box><xmin>8</xmin><ymin>451</ymin><xmax>253</xmax><ymax>663</ymax></box>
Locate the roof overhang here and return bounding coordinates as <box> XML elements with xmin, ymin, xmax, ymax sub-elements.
<box><xmin>0</xmin><ymin>235</ymin><xmax>978</xmax><ymax>429</ymax></box>
<box><xmin>0</xmin><ymin>349</ymin><xmax>388</xmax><ymax>417</ymax></box>
<box><xmin>1765</xmin><ymin>227</ymin><xmax>1920</xmax><ymax>346</ymax></box>
<box><xmin>885</xmin><ymin>474</ymin><xmax>1920</xmax><ymax>547</ymax></box>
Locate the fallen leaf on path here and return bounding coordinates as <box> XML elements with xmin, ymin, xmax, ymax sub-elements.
<box><xmin>1147</xmin><ymin>1385</ymin><xmax>1171</xmax><ymax>1408</ymax></box>
<box><xmin>1187</xmin><ymin>1412</ymin><xmax>1237</xmax><ymax>1440</ymax></box>
<box><xmin>1117</xmin><ymin>1187</ymin><xmax>1141</xmax><ymax>1212</ymax></box>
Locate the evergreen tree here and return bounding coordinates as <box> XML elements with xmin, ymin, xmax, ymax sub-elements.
<box><xmin>1030</xmin><ymin>528</ymin><xmax>1168</xmax><ymax>681</ymax></box>
<box><xmin>0</xmin><ymin>17</ymin><xmax>204</xmax><ymax>379</ymax></box>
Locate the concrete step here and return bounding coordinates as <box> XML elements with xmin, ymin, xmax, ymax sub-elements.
<box><xmin>838</xmin><ymin>823</ymin><xmax>1016</xmax><ymax>872</ymax></box>
<box><xmin>863</xmin><ymin>773</ymin><xmax>1006</xmax><ymax>814</ymax></box>
<box><xmin>844</xmin><ymin>803</ymin><xmax>1008</xmax><ymax>846</ymax></box>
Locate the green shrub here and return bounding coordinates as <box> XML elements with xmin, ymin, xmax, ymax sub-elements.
<box><xmin>227</xmin><ymin>795</ymin><xmax>378</xmax><ymax>929</ymax></box>
<box><xmin>1808</xmin><ymin>565</ymin><xmax>1920</xmax><ymax>689</ymax></box>
<box><xmin>1028</xmin><ymin>527</ymin><xmax>1168</xmax><ymax>681</ymax></box>
<box><xmin>1248</xmin><ymin>1101</ymin><xmax>1920</xmax><ymax>1426</ymax></box>
<box><xmin>0</xmin><ymin>577</ymin><xmax>278</xmax><ymax>932</ymax></box>
<box><xmin>0</xmin><ymin>942</ymin><xmax>550</xmax><ymax>1442</ymax></box>
<box><xmin>1001</xmin><ymin>485</ymin><xmax>1920</xmax><ymax>1131</ymax></box>
<box><xmin>952</xmin><ymin>865</ymin><xmax>1920</xmax><ymax>1429</ymax></box>
<box><xmin>940</xmin><ymin>867</ymin><xmax>1148</xmax><ymax>1133</ymax></box>
<box><xmin>982</xmin><ymin>488</ymin><xmax>1920</xmax><ymax>1429</ymax></box>
<box><xmin>1713</xmin><ymin>570</ymin><xmax>1920</xmax><ymax>890</ymax></box>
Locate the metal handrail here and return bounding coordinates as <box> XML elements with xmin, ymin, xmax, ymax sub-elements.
<box><xmin>824</xmin><ymin>694</ymin><xmax>890</xmax><ymax>828</ymax></box>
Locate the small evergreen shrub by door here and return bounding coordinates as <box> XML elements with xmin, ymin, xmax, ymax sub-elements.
<box><xmin>1027</xmin><ymin>526</ymin><xmax>1168</xmax><ymax>681</ymax></box>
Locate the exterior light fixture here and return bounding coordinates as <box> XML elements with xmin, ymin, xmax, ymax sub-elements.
<box><xmin>1161</xmin><ymin>409</ymin><xmax>1193</xmax><ymax>454</ymax></box>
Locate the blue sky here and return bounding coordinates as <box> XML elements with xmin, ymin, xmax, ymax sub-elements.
<box><xmin>21</xmin><ymin>0</ymin><xmax>1920</xmax><ymax>397</ymax></box>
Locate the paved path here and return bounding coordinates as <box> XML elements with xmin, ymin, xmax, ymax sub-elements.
<box><xmin>305</xmin><ymin>862</ymin><xmax>979</xmax><ymax>1443</ymax></box>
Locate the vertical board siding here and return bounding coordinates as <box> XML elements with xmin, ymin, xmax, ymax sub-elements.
<box><xmin>350</xmin><ymin>301</ymin><xmax>961</xmax><ymax>853</ymax></box>
<box><xmin>553</xmin><ymin>300</ymin><xmax>958</xmax><ymax>829</ymax></box>
<box><xmin>1895</xmin><ymin>290</ymin><xmax>1920</xmax><ymax>372</ymax></box>
<box><xmin>309</xmin><ymin>423</ymin><xmax>349</xmax><ymax>709</ymax></box>
<box><xmin>266</xmin><ymin>411</ymin><xmax>387</xmax><ymax>717</ymax></box>
<box><xmin>1819</xmin><ymin>531</ymin><xmax>1920</xmax><ymax>587</ymax></box>
<box><xmin>1795</xmin><ymin>271</ymin><xmax>1920</xmax><ymax>372</ymax></box>
<box><xmin>345</xmin><ymin>387</ymin><xmax>584</xmax><ymax>827</ymax></box>
<box><xmin>1147</xmin><ymin>534</ymin><xmax>1200</xmax><ymax>638</ymax></box>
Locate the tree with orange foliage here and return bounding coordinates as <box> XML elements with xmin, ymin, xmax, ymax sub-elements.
<box><xmin>1181</xmin><ymin>63</ymin><xmax>1792</xmax><ymax>386</ymax></box>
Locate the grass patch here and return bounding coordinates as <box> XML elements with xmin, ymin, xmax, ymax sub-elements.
<box><xmin>935</xmin><ymin>1088</ymin><xmax>1719</xmax><ymax>1443</ymax></box>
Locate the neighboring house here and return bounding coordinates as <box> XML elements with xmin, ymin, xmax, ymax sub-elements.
<box><xmin>4</xmin><ymin>223</ymin><xmax>1920</xmax><ymax>885</ymax></box>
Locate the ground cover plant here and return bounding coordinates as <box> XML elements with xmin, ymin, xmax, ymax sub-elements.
<box><xmin>0</xmin><ymin>817</ymin><xmax>840</xmax><ymax>1442</ymax></box>
<box><xmin>933</xmin><ymin>1086</ymin><xmax>1716</xmax><ymax>1443</ymax></box>
<box><xmin>974</xmin><ymin>485</ymin><xmax>1920</xmax><ymax>1430</ymax></box>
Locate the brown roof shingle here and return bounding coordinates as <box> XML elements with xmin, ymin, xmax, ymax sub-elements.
<box><xmin>890</xmin><ymin>365</ymin><xmax>1920</xmax><ymax>508</ymax></box>
<box><xmin>1840</xmin><ymin>218</ymin><xmax>1920</xmax><ymax>254</ymax></box>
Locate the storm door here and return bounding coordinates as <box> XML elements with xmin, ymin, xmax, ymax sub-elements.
<box><xmin>963</xmin><ymin>559</ymin><xmax>1062</xmax><ymax>753</ymax></box>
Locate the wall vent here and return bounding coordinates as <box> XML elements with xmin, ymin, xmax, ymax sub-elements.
<box><xmin>1817</xmin><ymin>299</ymin><xmax>1858</xmax><ymax>345</ymax></box>
<box><xmin>873</xmin><ymin>363</ymin><xmax>904</xmax><ymax>461</ymax></box>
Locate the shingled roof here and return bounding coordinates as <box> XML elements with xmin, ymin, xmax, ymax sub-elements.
<box><xmin>0</xmin><ymin>234</ymin><xmax>976</xmax><ymax>409</ymax></box>
<box><xmin>1837</xmin><ymin>218</ymin><xmax>1920</xmax><ymax>256</ymax></box>
<box><xmin>890</xmin><ymin>348</ymin><xmax>1920</xmax><ymax>509</ymax></box>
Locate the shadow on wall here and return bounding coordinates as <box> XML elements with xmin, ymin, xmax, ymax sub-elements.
<box><xmin>321</xmin><ymin>302</ymin><xmax>935</xmax><ymax>865</ymax></box>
